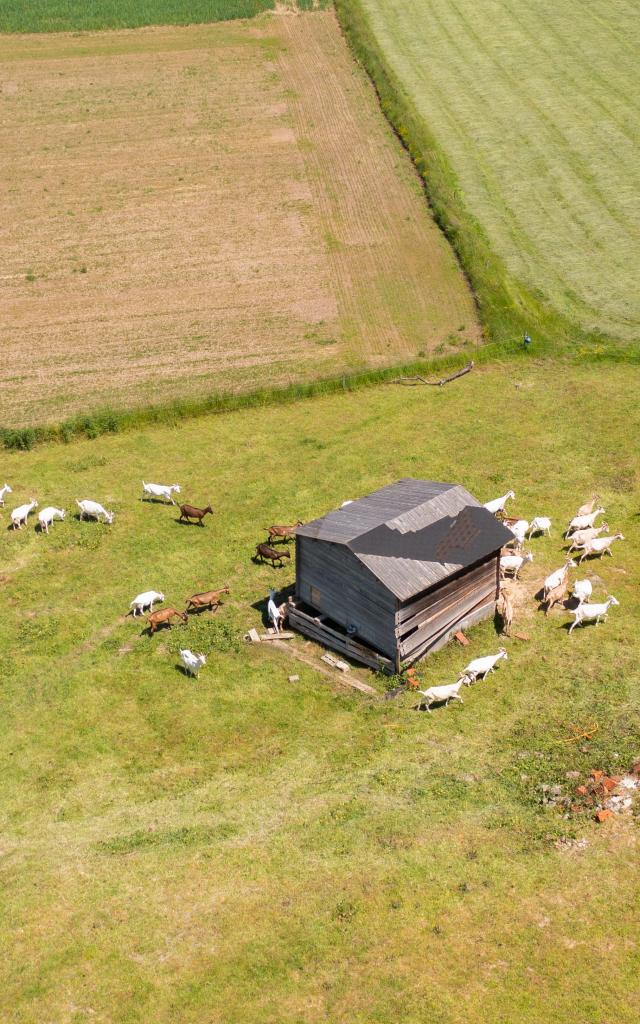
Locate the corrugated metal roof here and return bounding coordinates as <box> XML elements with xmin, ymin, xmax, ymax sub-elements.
<box><xmin>298</xmin><ymin>480</ymin><xmax>513</xmax><ymax>600</ymax></box>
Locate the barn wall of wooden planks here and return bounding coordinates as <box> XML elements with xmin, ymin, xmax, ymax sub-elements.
<box><xmin>295</xmin><ymin>535</ymin><xmax>500</xmax><ymax>671</ymax></box>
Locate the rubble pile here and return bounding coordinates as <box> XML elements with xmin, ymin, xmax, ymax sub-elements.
<box><xmin>541</xmin><ymin>759</ymin><xmax>640</xmax><ymax>822</ymax></box>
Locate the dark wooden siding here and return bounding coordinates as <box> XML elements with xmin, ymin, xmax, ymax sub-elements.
<box><xmin>296</xmin><ymin>536</ymin><xmax>398</xmax><ymax>658</ymax></box>
<box><xmin>396</xmin><ymin>555</ymin><xmax>499</xmax><ymax>661</ymax></box>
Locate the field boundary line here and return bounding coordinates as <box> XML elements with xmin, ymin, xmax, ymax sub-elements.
<box><xmin>4</xmin><ymin>342</ymin><xmax>640</xmax><ymax>450</ymax></box>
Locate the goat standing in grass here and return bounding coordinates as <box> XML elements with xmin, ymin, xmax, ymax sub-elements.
<box><xmin>459</xmin><ymin>648</ymin><xmax>508</xmax><ymax>685</ymax></box>
<box><xmin>565</xmin><ymin>507</ymin><xmax>605</xmax><ymax>537</ymax></box>
<box><xmin>38</xmin><ymin>506</ymin><xmax>65</xmax><ymax>534</ymax></box>
<box><xmin>484</xmin><ymin>490</ymin><xmax>515</xmax><ymax>516</ymax></box>
<box><xmin>576</xmin><ymin>533</ymin><xmax>624</xmax><ymax>562</ymax></box>
<box><xmin>142</xmin><ymin>481</ymin><xmax>181</xmax><ymax>504</ymax></box>
<box><xmin>0</xmin><ymin>483</ymin><xmax>12</xmax><ymax>507</ymax></box>
<box><xmin>11</xmin><ymin>499</ymin><xmax>38</xmax><ymax>529</ymax></box>
<box><xmin>496</xmin><ymin>586</ymin><xmax>514</xmax><ymax>634</ymax></box>
<box><xmin>568</xmin><ymin>596</ymin><xmax>619</xmax><ymax>634</ymax></box>
<box><xmin>416</xmin><ymin>680</ymin><xmax>464</xmax><ymax>712</ymax></box>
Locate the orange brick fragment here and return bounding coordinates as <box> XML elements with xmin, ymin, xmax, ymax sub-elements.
<box><xmin>595</xmin><ymin>809</ymin><xmax>614</xmax><ymax>823</ymax></box>
<box><xmin>591</xmin><ymin>770</ymin><xmax>603</xmax><ymax>782</ymax></box>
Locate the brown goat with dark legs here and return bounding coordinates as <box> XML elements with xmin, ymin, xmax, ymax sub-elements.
<box><xmin>255</xmin><ymin>543</ymin><xmax>291</xmax><ymax>567</ymax></box>
<box><xmin>146</xmin><ymin>607</ymin><xmax>188</xmax><ymax>634</ymax></box>
<box><xmin>186</xmin><ymin>586</ymin><xmax>230</xmax><ymax>613</ymax></box>
<box><xmin>265</xmin><ymin>521</ymin><xmax>303</xmax><ymax>543</ymax></box>
<box><xmin>178</xmin><ymin>503</ymin><xmax>213</xmax><ymax>525</ymax></box>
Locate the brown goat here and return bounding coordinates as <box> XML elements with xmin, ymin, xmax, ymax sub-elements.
<box><xmin>186</xmin><ymin>586</ymin><xmax>230</xmax><ymax>613</ymax></box>
<box><xmin>543</xmin><ymin>577</ymin><xmax>570</xmax><ymax>617</ymax></box>
<box><xmin>255</xmin><ymin>543</ymin><xmax>291</xmax><ymax>567</ymax></box>
<box><xmin>265</xmin><ymin>521</ymin><xmax>303</xmax><ymax>543</ymax></box>
<box><xmin>146</xmin><ymin>607</ymin><xmax>188</xmax><ymax>634</ymax></box>
<box><xmin>496</xmin><ymin>586</ymin><xmax>514</xmax><ymax>635</ymax></box>
<box><xmin>178</xmin><ymin>503</ymin><xmax>213</xmax><ymax>525</ymax></box>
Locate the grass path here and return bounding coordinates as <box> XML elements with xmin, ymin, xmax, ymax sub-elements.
<box><xmin>347</xmin><ymin>0</ymin><xmax>640</xmax><ymax>342</ymax></box>
<box><xmin>1</xmin><ymin>359</ymin><xmax>639</xmax><ymax>1021</ymax></box>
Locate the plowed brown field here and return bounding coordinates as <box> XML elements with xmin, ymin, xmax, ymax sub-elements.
<box><xmin>0</xmin><ymin>11</ymin><xmax>479</xmax><ymax>427</ymax></box>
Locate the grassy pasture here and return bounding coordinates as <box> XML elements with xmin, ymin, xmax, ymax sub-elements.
<box><xmin>0</xmin><ymin>11</ymin><xmax>478</xmax><ymax>429</ymax></box>
<box><xmin>1</xmin><ymin>359</ymin><xmax>639</xmax><ymax>1022</ymax></box>
<box><xmin>338</xmin><ymin>0</ymin><xmax>640</xmax><ymax>346</ymax></box>
<box><xmin>0</xmin><ymin>0</ymin><xmax>275</xmax><ymax>33</ymax></box>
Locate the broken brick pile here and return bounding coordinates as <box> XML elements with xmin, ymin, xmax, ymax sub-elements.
<box><xmin>540</xmin><ymin>759</ymin><xmax>640</xmax><ymax>822</ymax></box>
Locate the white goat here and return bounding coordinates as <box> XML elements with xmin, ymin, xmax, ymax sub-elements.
<box><xmin>576</xmin><ymin>533</ymin><xmax>624</xmax><ymax>563</ymax></box>
<box><xmin>0</xmin><ymin>482</ymin><xmax>12</xmax><ymax>506</ymax></box>
<box><xmin>568</xmin><ymin>596</ymin><xmax>619</xmax><ymax>634</ymax></box>
<box><xmin>508</xmin><ymin>519</ymin><xmax>529</xmax><ymax>547</ymax></box>
<box><xmin>484</xmin><ymin>490</ymin><xmax>515</xmax><ymax>516</ymax></box>
<box><xmin>130</xmin><ymin>590</ymin><xmax>165</xmax><ymax>616</ymax></box>
<box><xmin>179</xmin><ymin>649</ymin><xmax>207</xmax><ymax>677</ymax></box>
<box><xmin>416</xmin><ymin>680</ymin><xmax>464</xmax><ymax>712</ymax></box>
<box><xmin>500</xmin><ymin>551</ymin><xmax>533</xmax><ymax>578</ymax></box>
<box><xmin>38</xmin><ymin>506</ymin><xmax>65</xmax><ymax>534</ymax></box>
<box><xmin>565</xmin><ymin>507</ymin><xmax>605</xmax><ymax>537</ymax></box>
<box><xmin>542</xmin><ymin>559</ymin><xmax>576</xmax><ymax>597</ymax></box>
<box><xmin>267</xmin><ymin>591</ymin><xmax>282</xmax><ymax>633</ymax></box>
<box><xmin>142</xmin><ymin>481</ymin><xmax>181</xmax><ymax>504</ymax></box>
<box><xmin>10</xmin><ymin>499</ymin><xmax>38</xmax><ymax>529</ymax></box>
<box><xmin>76</xmin><ymin>499</ymin><xmax>114</xmax><ymax>524</ymax></box>
<box><xmin>527</xmin><ymin>516</ymin><xmax>552</xmax><ymax>538</ymax></box>
<box><xmin>459</xmin><ymin>648</ymin><xmax>508</xmax><ymax>685</ymax></box>
<box><xmin>572</xmin><ymin>579</ymin><xmax>592</xmax><ymax>605</ymax></box>
<box><xmin>567</xmin><ymin>523</ymin><xmax>608</xmax><ymax>552</ymax></box>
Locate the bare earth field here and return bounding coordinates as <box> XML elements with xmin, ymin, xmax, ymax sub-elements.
<box><xmin>0</xmin><ymin>11</ymin><xmax>479</xmax><ymax>427</ymax></box>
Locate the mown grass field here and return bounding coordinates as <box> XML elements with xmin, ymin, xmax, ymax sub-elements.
<box><xmin>1</xmin><ymin>359</ymin><xmax>639</xmax><ymax>1022</ymax></box>
<box><xmin>0</xmin><ymin>0</ymin><xmax>274</xmax><ymax>33</ymax></box>
<box><xmin>339</xmin><ymin>0</ymin><xmax>640</xmax><ymax>345</ymax></box>
<box><xmin>0</xmin><ymin>10</ymin><xmax>478</xmax><ymax>429</ymax></box>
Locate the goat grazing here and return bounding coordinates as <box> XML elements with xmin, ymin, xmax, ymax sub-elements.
<box><xmin>508</xmin><ymin>519</ymin><xmax>529</xmax><ymax>547</ymax></box>
<box><xmin>496</xmin><ymin>586</ymin><xmax>514</xmax><ymax>634</ymax></box>
<box><xmin>416</xmin><ymin>680</ymin><xmax>464</xmax><ymax>713</ymax></box>
<box><xmin>542</xmin><ymin>559</ymin><xmax>576</xmax><ymax>597</ymax></box>
<box><xmin>0</xmin><ymin>483</ymin><xmax>13</xmax><ymax>507</ymax></box>
<box><xmin>528</xmin><ymin>516</ymin><xmax>552</xmax><ymax>538</ymax></box>
<box><xmin>568</xmin><ymin>596</ymin><xmax>619</xmax><ymax>634</ymax></box>
<box><xmin>500</xmin><ymin>551</ymin><xmax>533</xmax><ymax>578</ymax></box>
<box><xmin>142</xmin><ymin>481</ymin><xmax>181</xmax><ymax>504</ymax></box>
<box><xmin>185</xmin><ymin>586</ymin><xmax>229</xmax><ymax>613</ymax></box>
<box><xmin>572</xmin><ymin>579</ymin><xmax>593</xmax><ymax>605</ymax></box>
<box><xmin>146</xmin><ymin>607</ymin><xmax>188</xmax><ymax>634</ymax></box>
<box><xmin>565</xmin><ymin>507</ymin><xmax>605</xmax><ymax>537</ymax></box>
<box><xmin>575</xmin><ymin>493</ymin><xmax>599</xmax><ymax>518</ymax></box>
<box><xmin>459</xmin><ymin>648</ymin><xmax>508</xmax><ymax>685</ymax></box>
<box><xmin>255</xmin><ymin>543</ymin><xmax>291</xmax><ymax>568</ymax></box>
<box><xmin>179</xmin><ymin>649</ymin><xmax>207</xmax><ymax>677</ymax></box>
<box><xmin>567</xmin><ymin>523</ymin><xmax>608</xmax><ymax>552</ymax></box>
<box><xmin>38</xmin><ymin>506</ymin><xmax>65</xmax><ymax>534</ymax></box>
<box><xmin>576</xmin><ymin>533</ymin><xmax>624</xmax><ymax>563</ymax></box>
<box><xmin>76</xmin><ymin>499</ymin><xmax>114</xmax><ymax>524</ymax></box>
<box><xmin>10</xmin><ymin>499</ymin><xmax>38</xmax><ymax>530</ymax></box>
<box><xmin>543</xmin><ymin>576</ymin><xmax>570</xmax><ymax>617</ymax></box>
<box><xmin>178</xmin><ymin>503</ymin><xmax>213</xmax><ymax>526</ymax></box>
<box><xmin>265</xmin><ymin>521</ymin><xmax>302</xmax><ymax>544</ymax></box>
<box><xmin>130</xmin><ymin>590</ymin><xmax>165</xmax><ymax>616</ymax></box>
<box><xmin>484</xmin><ymin>490</ymin><xmax>515</xmax><ymax>516</ymax></box>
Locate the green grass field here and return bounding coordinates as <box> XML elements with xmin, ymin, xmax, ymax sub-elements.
<box><xmin>2</xmin><ymin>358</ymin><xmax>639</xmax><ymax>1022</ymax></box>
<box><xmin>0</xmin><ymin>0</ymin><xmax>276</xmax><ymax>33</ymax></box>
<box><xmin>338</xmin><ymin>0</ymin><xmax>640</xmax><ymax>346</ymax></box>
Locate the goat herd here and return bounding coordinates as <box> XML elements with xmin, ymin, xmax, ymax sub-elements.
<box><xmin>2</xmin><ymin>477</ymin><xmax>301</xmax><ymax>680</ymax></box>
<box><xmin>2</xmin><ymin>478</ymin><xmax>626</xmax><ymax>700</ymax></box>
<box><xmin>415</xmin><ymin>489</ymin><xmax>625</xmax><ymax>713</ymax></box>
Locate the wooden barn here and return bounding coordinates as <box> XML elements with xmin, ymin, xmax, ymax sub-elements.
<box><xmin>289</xmin><ymin>479</ymin><xmax>513</xmax><ymax>672</ymax></box>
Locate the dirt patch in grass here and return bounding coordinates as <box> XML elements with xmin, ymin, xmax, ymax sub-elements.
<box><xmin>0</xmin><ymin>12</ymin><xmax>478</xmax><ymax>427</ymax></box>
